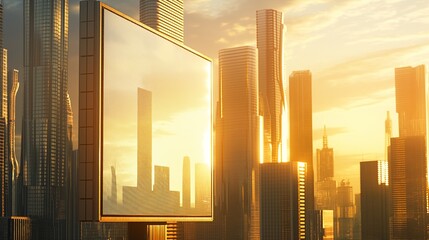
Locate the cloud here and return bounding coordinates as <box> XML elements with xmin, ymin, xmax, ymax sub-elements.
<box><xmin>312</xmin><ymin>42</ymin><xmax>429</xmax><ymax>112</ymax></box>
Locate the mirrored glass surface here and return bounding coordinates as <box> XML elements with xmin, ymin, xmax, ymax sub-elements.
<box><xmin>102</xmin><ymin>8</ymin><xmax>212</xmax><ymax>218</ymax></box>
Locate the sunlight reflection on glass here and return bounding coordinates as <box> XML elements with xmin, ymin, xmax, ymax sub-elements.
<box><xmin>102</xmin><ymin>9</ymin><xmax>212</xmax><ymax>217</ymax></box>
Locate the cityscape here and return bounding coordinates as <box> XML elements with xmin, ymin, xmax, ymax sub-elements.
<box><xmin>0</xmin><ymin>0</ymin><xmax>429</xmax><ymax>240</ymax></box>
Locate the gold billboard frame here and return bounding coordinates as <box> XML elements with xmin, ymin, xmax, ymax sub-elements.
<box><xmin>80</xmin><ymin>1</ymin><xmax>214</xmax><ymax>223</ymax></box>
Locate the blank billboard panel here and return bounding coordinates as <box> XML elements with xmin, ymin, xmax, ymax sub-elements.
<box><xmin>100</xmin><ymin>6</ymin><xmax>212</xmax><ymax>221</ymax></box>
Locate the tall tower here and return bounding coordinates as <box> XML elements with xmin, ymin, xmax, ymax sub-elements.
<box><xmin>7</xmin><ymin>69</ymin><xmax>19</xmax><ymax>215</ymax></box>
<box><xmin>336</xmin><ymin>180</ymin><xmax>355</xmax><ymax>240</ymax></box>
<box><xmin>289</xmin><ymin>70</ymin><xmax>314</xmax><ymax>215</ymax></box>
<box><xmin>390</xmin><ymin>137</ymin><xmax>426</xmax><ymax>239</ymax></box>
<box><xmin>0</xmin><ymin>0</ymin><xmax>10</xmax><ymax>219</ymax></box>
<box><xmin>384</xmin><ymin>111</ymin><xmax>391</xmax><ymax>161</ymax></box>
<box><xmin>0</xmin><ymin>47</ymin><xmax>8</xmax><ymax>218</ymax></box>
<box><xmin>182</xmin><ymin>156</ymin><xmax>190</xmax><ymax>209</ymax></box>
<box><xmin>395</xmin><ymin>65</ymin><xmax>426</xmax><ymax>137</ymax></box>
<box><xmin>315</xmin><ymin>126</ymin><xmax>336</xmax><ymax>211</ymax></box>
<box><xmin>137</xmin><ymin>88</ymin><xmax>152</xmax><ymax>193</ymax></box>
<box><xmin>317</xmin><ymin>126</ymin><xmax>334</xmax><ymax>182</ymax></box>
<box><xmin>256</xmin><ymin>9</ymin><xmax>284</xmax><ymax>163</ymax></box>
<box><xmin>219</xmin><ymin>46</ymin><xmax>260</xmax><ymax>240</ymax></box>
<box><xmin>139</xmin><ymin>0</ymin><xmax>184</xmax><ymax>42</ymax></box>
<box><xmin>22</xmin><ymin>0</ymin><xmax>69</xmax><ymax>238</ymax></box>
<box><xmin>390</xmin><ymin>65</ymin><xmax>427</xmax><ymax>239</ymax></box>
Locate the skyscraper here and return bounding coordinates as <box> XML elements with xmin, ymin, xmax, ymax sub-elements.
<box><xmin>315</xmin><ymin>126</ymin><xmax>336</xmax><ymax>211</ymax></box>
<box><xmin>256</xmin><ymin>9</ymin><xmax>284</xmax><ymax>163</ymax></box>
<box><xmin>390</xmin><ymin>136</ymin><xmax>426</xmax><ymax>239</ymax></box>
<box><xmin>395</xmin><ymin>65</ymin><xmax>426</xmax><ymax>137</ymax></box>
<box><xmin>260</xmin><ymin>162</ymin><xmax>307</xmax><ymax>240</ymax></box>
<box><xmin>182</xmin><ymin>156</ymin><xmax>190</xmax><ymax>210</ymax></box>
<box><xmin>139</xmin><ymin>0</ymin><xmax>184</xmax><ymax>42</ymax></box>
<box><xmin>335</xmin><ymin>180</ymin><xmax>355</xmax><ymax>240</ymax></box>
<box><xmin>22</xmin><ymin>0</ymin><xmax>69</xmax><ymax>238</ymax></box>
<box><xmin>390</xmin><ymin>65</ymin><xmax>427</xmax><ymax>239</ymax></box>
<box><xmin>385</xmin><ymin>111</ymin><xmax>391</xmax><ymax>161</ymax></box>
<box><xmin>289</xmin><ymin>70</ymin><xmax>314</xmax><ymax>237</ymax></box>
<box><xmin>317</xmin><ymin>126</ymin><xmax>333</xmax><ymax>182</ymax></box>
<box><xmin>138</xmin><ymin>88</ymin><xmax>152</xmax><ymax>194</ymax></box>
<box><xmin>7</xmin><ymin>69</ymin><xmax>19</xmax><ymax>215</ymax></box>
<box><xmin>360</xmin><ymin>161</ymin><xmax>389</xmax><ymax>240</ymax></box>
<box><xmin>0</xmin><ymin>47</ymin><xmax>8</xmax><ymax>218</ymax></box>
<box><xmin>219</xmin><ymin>46</ymin><xmax>260</xmax><ymax>239</ymax></box>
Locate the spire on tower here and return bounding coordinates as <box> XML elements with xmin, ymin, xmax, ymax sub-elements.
<box><xmin>323</xmin><ymin>125</ymin><xmax>328</xmax><ymax>148</ymax></box>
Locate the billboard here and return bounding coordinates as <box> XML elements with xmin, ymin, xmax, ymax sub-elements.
<box><xmin>88</xmin><ymin>5</ymin><xmax>213</xmax><ymax>221</ymax></box>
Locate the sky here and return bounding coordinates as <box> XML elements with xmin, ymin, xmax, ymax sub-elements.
<box><xmin>4</xmin><ymin>0</ymin><xmax>429</xmax><ymax>193</ymax></box>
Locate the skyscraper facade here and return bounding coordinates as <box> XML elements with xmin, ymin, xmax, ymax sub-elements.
<box><xmin>22</xmin><ymin>0</ymin><xmax>69</xmax><ymax>238</ymax></box>
<box><xmin>0</xmin><ymin>47</ymin><xmax>8</xmax><ymax>218</ymax></box>
<box><xmin>317</xmin><ymin>126</ymin><xmax>333</xmax><ymax>182</ymax></box>
<box><xmin>219</xmin><ymin>46</ymin><xmax>260</xmax><ymax>240</ymax></box>
<box><xmin>139</xmin><ymin>0</ymin><xmax>184</xmax><ymax>42</ymax></box>
<box><xmin>384</xmin><ymin>111</ymin><xmax>391</xmax><ymax>161</ymax></box>
<box><xmin>390</xmin><ymin>65</ymin><xmax>427</xmax><ymax>239</ymax></box>
<box><xmin>256</xmin><ymin>9</ymin><xmax>284</xmax><ymax>163</ymax></box>
<box><xmin>395</xmin><ymin>65</ymin><xmax>426</xmax><ymax>137</ymax></box>
<box><xmin>390</xmin><ymin>136</ymin><xmax>426</xmax><ymax>239</ymax></box>
<box><xmin>360</xmin><ymin>161</ymin><xmax>389</xmax><ymax>240</ymax></box>
<box><xmin>335</xmin><ymin>180</ymin><xmax>355</xmax><ymax>240</ymax></box>
<box><xmin>289</xmin><ymin>70</ymin><xmax>314</xmax><ymax>237</ymax></box>
<box><xmin>7</xmin><ymin>69</ymin><xmax>19</xmax><ymax>216</ymax></box>
<box><xmin>315</xmin><ymin>126</ymin><xmax>336</xmax><ymax>211</ymax></box>
<box><xmin>260</xmin><ymin>162</ymin><xmax>307</xmax><ymax>240</ymax></box>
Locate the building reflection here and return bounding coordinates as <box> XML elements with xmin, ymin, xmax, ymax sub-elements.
<box><xmin>108</xmin><ymin>88</ymin><xmax>210</xmax><ymax>215</ymax></box>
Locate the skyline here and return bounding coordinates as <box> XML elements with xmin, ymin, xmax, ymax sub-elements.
<box><xmin>3</xmin><ymin>0</ymin><xmax>429</xmax><ymax>191</ymax></box>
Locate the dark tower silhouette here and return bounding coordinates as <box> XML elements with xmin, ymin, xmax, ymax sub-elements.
<box><xmin>360</xmin><ymin>161</ymin><xmax>389</xmax><ymax>240</ymax></box>
<box><xmin>260</xmin><ymin>162</ymin><xmax>307</xmax><ymax>240</ymax></box>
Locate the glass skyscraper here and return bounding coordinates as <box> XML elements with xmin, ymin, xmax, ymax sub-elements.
<box><xmin>390</xmin><ymin>65</ymin><xmax>427</xmax><ymax>239</ymax></box>
<box><xmin>22</xmin><ymin>0</ymin><xmax>69</xmax><ymax>238</ymax></box>
<box><xmin>256</xmin><ymin>9</ymin><xmax>284</xmax><ymax>163</ymax></box>
<box><xmin>260</xmin><ymin>162</ymin><xmax>307</xmax><ymax>240</ymax></box>
<box><xmin>140</xmin><ymin>0</ymin><xmax>184</xmax><ymax>42</ymax></box>
<box><xmin>219</xmin><ymin>46</ymin><xmax>260</xmax><ymax>240</ymax></box>
<box><xmin>289</xmin><ymin>70</ymin><xmax>315</xmax><ymax>238</ymax></box>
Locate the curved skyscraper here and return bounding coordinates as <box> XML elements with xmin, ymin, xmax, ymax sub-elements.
<box><xmin>22</xmin><ymin>0</ymin><xmax>69</xmax><ymax>238</ymax></box>
<box><xmin>257</xmin><ymin>9</ymin><xmax>284</xmax><ymax>163</ymax></box>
